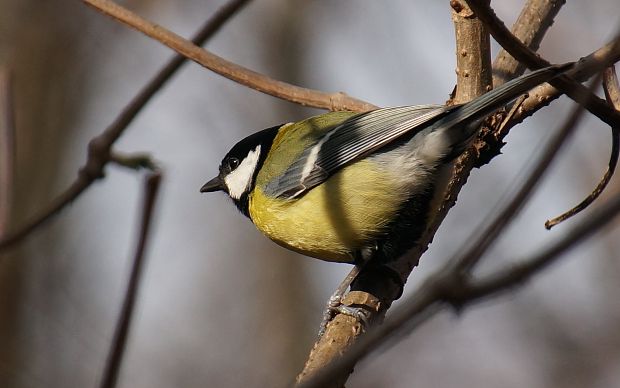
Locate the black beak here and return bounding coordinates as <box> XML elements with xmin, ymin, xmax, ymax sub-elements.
<box><xmin>200</xmin><ymin>176</ymin><xmax>224</xmax><ymax>193</ymax></box>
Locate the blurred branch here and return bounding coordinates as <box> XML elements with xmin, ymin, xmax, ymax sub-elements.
<box><xmin>82</xmin><ymin>0</ymin><xmax>378</xmax><ymax>113</ymax></box>
<box><xmin>545</xmin><ymin>66</ymin><xmax>620</xmax><ymax>229</ymax></box>
<box><xmin>99</xmin><ymin>172</ymin><xmax>162</xmax><ymax>388</ymax></box>
<box><xmin>300</xmin><ymin>69</ymin><xmax>606</xmax><ymax>388</ymax></box>
<box><xmin>110</xmin><ymin>151</ymin><xmax>159</xmax><ymax>172</ymax></box>
<box><xmin>296</xmin><ymin>2</ymin><xmax>493</xmax><ymax>386</ymax></box>
<box><xmin>466</xmin><ymin>0</ymin><xmax>620</xmax><ymax>128</ymax></box>
<box><xmin>0</xmin><ymin>68</ymin><xmax>15</xmax><ymax>238</ymax></box>
<box><xmin>492</xmin><ymin>0</ymin><xmax>565</xmax><ymax>85</ymax></box>
<box><xmin>0</xmin><ymin>0</ymin><xmax>251</xmax><ymax>251</ymax></box>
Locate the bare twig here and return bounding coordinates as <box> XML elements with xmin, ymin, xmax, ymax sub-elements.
<box><xmin>300</xmin><ymin>69</ymin><xmax>606</xmax><ymax>388</ymax></box>
<box><xmin>82</xmin><ymin>0</ymin><xmax>378</xmax><ymax>113</ymax></box>
<box><xmin>0</xmin><ymin>68</ymin><xmax>15</xmax><ymax>237</ymax></box>
<box><xmin>492</xmin><ymin>0</ymin><xmax>565</xmax><ymax>85</ymax></box>
<box><xmin>545</xmin><ymin>66</ymin><xmax>620</xmax><ymax>229</ymax></box>
<box><xmin>0</xmin><ymin>0</ymin><xmax>251</xmax><ymax>251</ymax></box>
<box><xmin>466</xmin><ymin>0</ymin><xmax>620</xmax><ymax>128</ymax></box>
<box><xmin>296</xmin><ymin>3</ymin><xmax>493</xmax><ymax>386</ymax></box>
<box><xmin>99</xmin><ymin>172</ymin><xmax>162</xmax><ymax>388</ymax></box>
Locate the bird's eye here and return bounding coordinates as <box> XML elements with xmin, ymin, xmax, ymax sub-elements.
<box><xmin>228</xmin><ymin>157</ymin><xmax>240</xmax><ymax>169</ymax></box>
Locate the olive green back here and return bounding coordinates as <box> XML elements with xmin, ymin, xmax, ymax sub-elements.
<box><xmin>255</xmin><ymin>111</ymin><xmax>358</xmax><ymax>188</ymax></box>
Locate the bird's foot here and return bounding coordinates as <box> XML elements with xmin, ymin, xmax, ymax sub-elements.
<box><xmin>318</xmin><ymin>291</ymin><xmax>378</xmax><ymax>337</ymax></box>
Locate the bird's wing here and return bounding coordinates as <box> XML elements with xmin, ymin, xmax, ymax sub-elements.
<box><xmin>264</xmin><ymin>105</ymin><xmax>454</xmax><ymax>199</ymax></box>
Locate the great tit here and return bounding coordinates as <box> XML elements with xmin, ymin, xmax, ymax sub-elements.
<box><xmin>201</xmin><ymin>65</ymin><xmax>570</xmax><ymax>268</ymax></box>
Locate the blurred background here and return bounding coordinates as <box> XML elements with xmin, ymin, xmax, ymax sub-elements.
<box><xmin>1</xmin><ymin>0</ymin><xmax>619</xmax><ymax>387</ymax></box>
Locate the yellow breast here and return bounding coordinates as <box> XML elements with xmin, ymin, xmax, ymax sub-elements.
<box><xmin>248</xmin><ymin>159</ymin><xmax>407</xmax><ymax>263</ymax></box>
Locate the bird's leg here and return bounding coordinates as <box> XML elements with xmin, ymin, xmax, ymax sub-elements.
<box><xmin>318</xmin><ymin>265</ymin><xmax>363</xmax><ymax>336</ymax></box>
<box><xmin>318</xmin><ymin>246</ymin><xmax>379</xmax><ymax>336</ymax></box>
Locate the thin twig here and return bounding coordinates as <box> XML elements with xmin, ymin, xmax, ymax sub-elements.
<box><xmin>82</xmin><ymin>0</ymin><xmax>378</xmax><ymax>113</ymax></box>
<box><xmin>545</xmin><ymin>66</ymin><xmax>620</xmax><ymax>229</ymax></box>
<box><xmin>0</xmin><ymin>0</ymin><xmax>251</xmax><ymax>251</ymax></box>
<box><xmin>0</xmin><ymin>67</ymin><xmax>15</xmax><ymax>237</ymax></box>
<box><xmin>300</xmin><ymin>68</ymin><xmax>607</xmax><ymax>388</ymax></box>
<box><xmin>99</xmin><ymin>172</ymin><xmax>162</xmax><ymax>388</ymax></box>
<box><xmin>466</xmin><ymin>0</ymin><xmax>620</xmax><ymax>128</ymax></box>
<box><xmin>492</xmin><ymin>0</ymin><xmax>565</xmax><ymax>86</ymax></box>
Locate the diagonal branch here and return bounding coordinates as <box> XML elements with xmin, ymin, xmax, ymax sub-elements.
<box><xmin>296</xmin><ymin>2</ymin><xmax>493</xmax><ymax>385</ymax></box>
<box><xmin>98</xmin><ymin>172</ymin><xmax>162</xmax><ymax>388</ymax></box>
<box><xmin>0</xmin><ymin>0</ymin><xmax>252</xmax><ymax>251</ymax></box>
<box><xmin>82</xmin><ymin>0</ymin><xmax>378</xmax><ymax>113</ymax></box>
<box><xmin>301</xmin><ymin>6</ymin><xmax>620</xmax><ymax>387</ymax></box>
<box><xmin>300</xmin><ymin>67</ymin><xmax>608</xmax><ymax>388</ymax></box>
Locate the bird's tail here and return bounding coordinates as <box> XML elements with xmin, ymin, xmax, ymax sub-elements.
<box><xmin>441</xmin><ymin>63</ymin><xmax>573</xmax><ymax>131</ymax></box>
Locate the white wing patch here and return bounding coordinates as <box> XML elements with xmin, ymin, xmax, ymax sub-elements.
<box><xmin>300</xmin><ymin>129</ymin><xmax>335</xmax><ymax>182</ymax></box>
<box><xmin>224</xmin><ymin>145</ymin><xmax>261</xmax><ymax>199</ymax></box>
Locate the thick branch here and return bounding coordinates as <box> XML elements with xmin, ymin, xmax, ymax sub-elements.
<box><xmin>0</xmin><ymin>0</ymin><xmax>251</xmax><ymax>250</ymax></box>
<box><xmin>296</xmin><ymin>2</ymin><xmax>493</xmax><ymax>386</ymax></box>
<box><xmin>450</xmin><ymin>0</ymin><xmax>493</xmax><ymax>103</ymax></box>
<box><xmin>82</xmin><ymin>0</ymin><xmax>377</xmax><ymax>113</ymax></box>
<box><xmin>492</xmin><ymin>0</ymin><xmax>565</xmax><ymax>85</ymax></box>
<box><xmin>301</xmin><ymin>6</ymin><xmax>620</xmax><ymax>387</ymax></box>
<box><xmin>300</xmin><ymin>67</ymin><xmax>608</xmax><ymax>388</ymax></box>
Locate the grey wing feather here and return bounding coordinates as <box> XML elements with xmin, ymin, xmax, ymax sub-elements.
<box><xmin>264</xmin><ymin>105</ymin><xmax>453</xmax><ymax>199</ymax></box>
<box><xmin>264</xmin><ymin>64</ymin><xmax>570</xmax><ymax>200</ymax></box>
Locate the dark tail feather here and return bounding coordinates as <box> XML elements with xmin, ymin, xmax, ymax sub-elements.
<box><xmin>441</xmin><ymin>63</ymin><xmax>573</xmax><ymax>131</ymax></box>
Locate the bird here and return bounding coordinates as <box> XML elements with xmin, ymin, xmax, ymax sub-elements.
<box><xmin>200</xmin><ymin>64</ymin><xmax>571</xmax><ymax>317</ymax></box>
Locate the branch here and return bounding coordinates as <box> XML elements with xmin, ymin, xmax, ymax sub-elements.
<box><xmin>450</xmin><ymin>0</ymin><xmax>493</xmax><ymax>103</ymax></box>
<box><xmin>296</xmin><ymin>2</ymin><xmax>493</xmax><ymax>386</ymax></box>
<box><xmin>82</xmin><ymin>0</ymin><xmax>378</xmax><ymax>113</ymax></box>
<box><xmin>466</xmin><ymin>0</ymin><xmax>620</xmax><ymax>128</ymax></box>
<box><xmin>0</xmin><ymin>0</ymin><xmax>251</xmax><ymax>251</ymax></box>
<box><xmin>301</xmin><ymin>6</ymin><xmax>620</xmax><ymax>387</ymax></box>
<box><xmin>492</xmin><ymin>0</ymin><xmax>565</xmax><ymax>85</ymax></box>
<box><xmin>545</xmin><ymin>66</ymin><xmax>620</xmax><ymax>229</ymax></box>
<box><xmin>0</xmin><ymin>67</ymin><xmax>15</xmax><ymax>238</ymax></box>
<box><xmin>99</xmin><ymin>172</ymin><xmax>162</xmax><ymax>388</ymax></box>
<box><xmin>511</xmin><ymin>39</ymin><xmax>620</xmax><ymax>125</ymax></box>
<box><xmin>451</xmin><ymin>69</ymin><xmax>606</xmax><ymax>274</ymax></box>
<box><xmin>300</xmin><ymin>68</ymin><xmax>607</xmax><ymax>388</ymax></box>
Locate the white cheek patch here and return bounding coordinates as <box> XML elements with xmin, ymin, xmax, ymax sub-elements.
<box><xmin>224</xmin><ymin>145</ymin><xmax>261</xmax><ymax>199</ymax></box>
